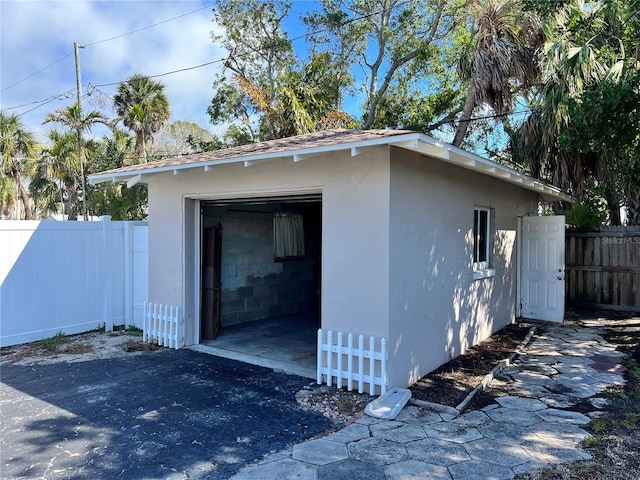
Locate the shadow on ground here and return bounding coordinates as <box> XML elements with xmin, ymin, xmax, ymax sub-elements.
<box><xmin>1</xmin><ymin>349</ymin><xmax>330</xmax><ymax>479</ymax></box>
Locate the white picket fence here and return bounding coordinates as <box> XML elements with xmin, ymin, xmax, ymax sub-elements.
<box><xmin>0</xmin><ymin>217</ymin><xmax>148</xmax><ymax>347</ymax></box>
<box><xmin>317</xmin><ymin>329</ymin><xmax>387</xmax><ymax>395</ymax></box>
<box><xmin>143</xmin><ymin>302</ymin><xmax>182</xmax><ymax>349</ymax></box>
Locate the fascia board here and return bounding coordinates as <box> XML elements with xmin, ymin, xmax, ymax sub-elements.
<box><xmin>411</xmin><ymin>133</ymin><xmax>573</xmax><ymax>203</ymax></box>
<box><xmin>88</xmin><ymin>132</ymin><xmax>421</xmax><ymax>185</ymax></box>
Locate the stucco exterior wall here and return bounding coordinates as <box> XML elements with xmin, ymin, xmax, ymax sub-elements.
<box><xmin>387</xmin><ymin>148</ymin><xmax>538</xmax><ymax>388</ymax></box>
<box><xmin>147</xmin><ymin>148</ymin><xmax>391</xmax><ymax>344</ymax></box>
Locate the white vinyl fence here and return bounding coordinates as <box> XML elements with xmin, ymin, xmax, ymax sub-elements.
<box><xmin>317</xmin><ymin>329</ymin><xmax>388</xmax><ymax>395</ymax></box>
<box><xmin>0</xmin><ymin>217</ymin><xmax>148</xmax><ymax>347</ymax></box>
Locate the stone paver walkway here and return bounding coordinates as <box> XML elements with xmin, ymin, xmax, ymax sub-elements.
<box><xmin>231</xmin><ymin>321</ymin><xmax>626</xmax><ymax>479</ymax></box>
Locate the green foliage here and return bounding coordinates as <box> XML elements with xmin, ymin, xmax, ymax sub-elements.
<box><xmin>85</xmin><ymin>128</ymin><xmax>148</xmax><ymax>220</ymax></box>
<box><xmin>39</xmin><ymin>332</ymin><xmax>66</xmax><ymax>352</ymax></box>
<box><xmin>88</xmin><ymin>183</ymin><xmax>147</xmax><ymax>221</ymax></box>
<box><xmin>208</xmin><ymin>0</ymin><xmax>467</xmax><ymax>138</ymax></box>
<box><xmin>304</xmin><ymin>0</ymin><xmax>465</xmax><ymax>130</ymax></box>
<box><xmin>583</xmin><ymin>435</ymin><xmax>603</xmax><ymax>447</ymax></box>
<box><xmin>0</xmin><ymin>111</ymin><xmax>38</xmax><ymax>219</ymax></box>
<box><xmin>565</xmin><ymin>201</ymin><xmax>607</xmax><ymax>228</ymax></box>
<box><xmin>113</xmin><ymin>74</ymin><xmax>170</xmax><ymax>162</ymax></box>
<box><xmin>509</xmin><ymin>0</ymin><xmax>639</xmax><ymax>224</ymax></box>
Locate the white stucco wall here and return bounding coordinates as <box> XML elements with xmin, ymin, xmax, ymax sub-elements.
<box><xmin>147</xmin><ymin>148</ymin><xmax>391</xmax><ymax>344</ymax></box>
<box><xmin>387</xmin><ymin>148</ymin><xmax>538</xmax><ymax>388</ymax></box>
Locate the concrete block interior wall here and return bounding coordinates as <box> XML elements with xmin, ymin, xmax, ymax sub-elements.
<box><xmin>202</xmin><ymin>202</ymin><xmax>321</xmax><ymax>327</ymax></box>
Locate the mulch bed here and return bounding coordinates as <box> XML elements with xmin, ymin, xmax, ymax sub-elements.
<box><xmin>409</xmin><ymin>322</ymin><xmax>533</xmax><ymax>408</ymax></box>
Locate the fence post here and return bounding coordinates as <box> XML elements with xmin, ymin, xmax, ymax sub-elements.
<box><xmin>100</xmin><ymin>215</ymin><xmax>113</xmax><ymax>332</ymax></box>
<box><xmin>123</xmin><ymin>221</ymin><xmax>133</xmax><ymax>328</ymax></box>
<box><xmin>317</xmin><ymin>329</ymin><xmax>323</xmax><ymax>385</ymax></box>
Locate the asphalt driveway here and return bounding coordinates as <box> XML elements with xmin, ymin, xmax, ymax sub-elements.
<box><xmin>0</xmin><ymin>349</ymin><xmax>331</xmax><ymax>479</ymax></box>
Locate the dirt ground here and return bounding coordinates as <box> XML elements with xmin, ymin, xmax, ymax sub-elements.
<box><xmin>409</xmin><ymin>322</ymin><xmax>533</xmax><ymax>408</ymax></box>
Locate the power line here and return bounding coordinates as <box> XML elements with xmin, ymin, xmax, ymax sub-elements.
<box><xmin>7</xmin><ymin>1</ymin><xmax>411</xmax><ymax>111</ymax></box>
<box><xmin>93</xmin><ymin>1</ymin><xmax>412</xmax><ymax>87</ymax></box>
<box><xmin>1</xmin><ymin>54</ymin><xmax>73</xmax><ymax>93</ymax></box>
<box><xmin>83</xmin><ymin>3</ymin><xmax>215</xmax><ymax>47</ymax></box>
<box><xmin>1</xmin><ymin>3</ymin><xmax>215</xmax><ymax>94</ymax></box>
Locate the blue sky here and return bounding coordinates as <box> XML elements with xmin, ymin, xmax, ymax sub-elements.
<box><xmin>0</xmin><ymin>1</ymin><xmax>319</xmax><ymax>143</ymax></box>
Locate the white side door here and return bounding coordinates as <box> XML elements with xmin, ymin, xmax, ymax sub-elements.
<box><xmin>521</xmin><ymin>215</ymin><xmax>565</xmax><ymax>323</ymax></box>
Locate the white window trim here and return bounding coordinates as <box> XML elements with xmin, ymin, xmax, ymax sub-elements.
<box><xmin>473</xmin><ymin>207</ymin><xmax>495</xmax><ymax>280</ymax></box>
<box><xmin>473</xmin><ymin>267</ymin><xmax>496</xmax><ymax>280</ymax></box>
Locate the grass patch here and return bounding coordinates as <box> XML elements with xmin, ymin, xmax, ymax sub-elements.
<box><xmin>124</xmin><ymin>326</ymin><xmax>144</xmax><ymax>337</ymax></box>
<box><xmin>112</xmin><ymin>325</ymin><xmax>144</xmax><ymax>336</ymax></box>
<box><xmin>583</xmin><ymin>435</ymin><xmax>603</xmax><ymax>447</ymax></box>
<box><xmin>38</xmin><ymin>332</ymin><xmax>67</xmax><ymax>352</ymax></box>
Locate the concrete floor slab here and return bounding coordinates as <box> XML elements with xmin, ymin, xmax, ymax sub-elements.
<box><xmin>485</xmin><ymin>407</ymin><xmax>542</xmax><ymax>426</ymax></box>
<box><xmin>448</xmin><ymin>460</ymin><xmax>515</xmax><ymax>480</ymax></box>
<box><xmin>293</xmin><ymin>438</ymin><xmax>348</xmax><ymax>465</ymax></box>
<box><xmin>347</xmin><ymin>437</ymin><xmax>408</xmax><ymax>466</ymax></box>
<box><xmin>535</xmin><ymin>409</ymin><xmax>591</xmax><ymax>425</ymax></box>
<box><xmin>405</xmin><ymin>438</ymin><xmax>472</xmax><ymax>467</ymax></box>
<box><xmin>495</xmin><ymin>396</ymin><xmax>548</xmax><ymax>411</ymax></box>
<box><xmin>522</xmin><ymin>440</ymin><xmax>592</xmax><ymax>464</ymax></box>
<box><xmin>232</xmin><ymin>458</ymin><xmax>318</xmax><ymax>479</ymax></box>
<box><xmin>463</xmin><ymin>439</ymin><xmax>532</xmax><ymax>467</ymax></box>
<box><xmin>325</xmin><ymin>423</ymin><xmax>371</xmax><ymax>444</ymax></box>
<box><xmin>384</xmin><ymin>459</ymin><xmax>452</xmax><ymax>480</ymax></box>
<box><xmin>424</xmin><ymin>422</ymin><xmax>483</xmax><ymax>444</ymax></box>
<box><xmin>476</xmin><ymin>421</ymin><xmax>535</xmax><ymax>445</ymax></box>
<box><xmin>379</xmin><ymin>424</ymin><xmax>428</xmax><ymax>444</ymax></box>
<box><xmin>317</xmin><ymin>459</ymin><xmax>385</xmax><ymax>480</ymax></box>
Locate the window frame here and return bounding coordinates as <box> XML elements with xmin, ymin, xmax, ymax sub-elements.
<box><xmin>473</xmin><ymin>206</ymin><xmax>495</xmax><ymax>280</ymax></box>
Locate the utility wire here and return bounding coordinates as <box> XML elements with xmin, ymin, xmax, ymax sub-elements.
<box><xmin>8</xmin><ymin>0</ymin><xmax>537</xmax><ymax>127</ymax></box>
<box><xmin>1</xmin><ymin>54</ymin><xmax>73</xmax><ymax>93</ymax></box>
<box><xmin>1</xmin><ymin>3</ymin><xmax>215</xmax><ymax>94</ymax></box>
<box><xmin>83</xmin><ymin>3</ymin><xmax>214</xmax><ymax>47</ymax></box>
<box><xmin>7</xmin><ymin>1</ymin><xmax>410</xmax><ymax>109</ymax></box>
<box><xmin>93</xmin><ymin>1</ymin><xmax>412</xmax><ymax>87</ymax></box>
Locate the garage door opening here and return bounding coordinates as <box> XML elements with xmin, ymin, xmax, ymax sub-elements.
<box><xmin>195</xmin><ymin>194</ymin><xmax>322</xmax><ymax>378</ymax></box>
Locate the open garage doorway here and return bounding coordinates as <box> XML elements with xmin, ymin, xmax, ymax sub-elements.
<box><xmin>194</xmin><ymin>194</ymin><xmax>322</xmax><ymax>378</ymax></box>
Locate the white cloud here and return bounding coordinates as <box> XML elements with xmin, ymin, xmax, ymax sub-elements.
<box><xmin>1</xmin><ymin>0</ymin><xmax>225</xmax><ymax>142</ymax></box>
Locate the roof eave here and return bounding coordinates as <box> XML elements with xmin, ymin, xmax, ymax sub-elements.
<box><xmin>88</xmin><ymin>130</ymin><xmax>573</xmax><ymax>203</ymax></box>
<box><xmin>88</xmin><ymin>131</ymin><xmax>421</xmax><ymax>186</ymax></box>
<box><xmin>388</xmin><ymin>133</ymin><xmax>574</xmax><ymax>203</ymax></box>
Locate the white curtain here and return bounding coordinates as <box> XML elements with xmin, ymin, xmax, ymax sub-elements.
<box><xmin>273</xmin><ymin>212</ymin><xmax>305</xmax><ymax>258</ymax></box>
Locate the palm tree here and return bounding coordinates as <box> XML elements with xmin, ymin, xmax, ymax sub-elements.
<box><xmin>113</xmin><ymin>74</ymin><xmax>170</xmax><ymax>162</ymax></box>
<box><xmin>452</xmin><ymin>0</ymin><xmax>542</xmax><ymax>147</ymax></box>
<box><xmin>43</xmin><ymin>103</ymin><xmax>109</xmax><ymax>219</ymax></box>
<box><xmin>0</xmin><ymin>111</ymin><xmax>38</xmax><ymax>219</ymax></box>
<box><xmin>28</xmin><ymin>129</ymin><xmax>80</xmax><ymax>219</ymax></box>
<box><xmin>509</xmin><ymin>0</ymin><xmax>621</xmax><ymax>214</ymax></box>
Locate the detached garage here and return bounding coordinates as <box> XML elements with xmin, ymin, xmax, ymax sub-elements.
<box><xmin>90</xmin><ymin>129</ymin><xmax>571</xmax><ymax>393</ymax></box>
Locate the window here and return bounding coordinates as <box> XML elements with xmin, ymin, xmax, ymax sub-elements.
<box><xmin>273</xmin><ymin>212</ymin><xmax>305</xmax><ymax>259</ymax></box>
<box><xmin>473</xmin><ymin>207</ymin><xmax>494</xmax><ymax>279</ymax></box>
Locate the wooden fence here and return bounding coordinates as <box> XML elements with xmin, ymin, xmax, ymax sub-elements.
<box><xmin>566</xmin><ymin>226</ymin><xmax>640</xmax><ymax>311</ymax></box>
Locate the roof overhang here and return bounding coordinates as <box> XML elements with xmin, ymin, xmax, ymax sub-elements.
<box><xmin>88</xmin><ymin>131</ymin><xmax>573</xmax><ymax>203</ymax></box>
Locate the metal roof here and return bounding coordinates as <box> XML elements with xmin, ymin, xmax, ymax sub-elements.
<box><xmin>88</xmin><ymin>129</ymin><xmax>573</xmax><ymax>202</ymax></box>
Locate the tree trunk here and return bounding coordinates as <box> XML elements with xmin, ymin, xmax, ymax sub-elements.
<box><xmin>15</xmin><ymin>171</ymin><xmax>33</xmax><ymax>220</ymax></box>
<box><xmin>65</xmin><ymin>180</ymin><xmax>79</xmax><ymax>220</ymax></box>
<box><xmin>604</xmin><ymin>193</ymin><xmax>622</xmax><ymax>226</ymax></box>
<box><xmin>452</xmin><ymin>84</ymin><xmax>476</xmax><ymax>148</ymax></box>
